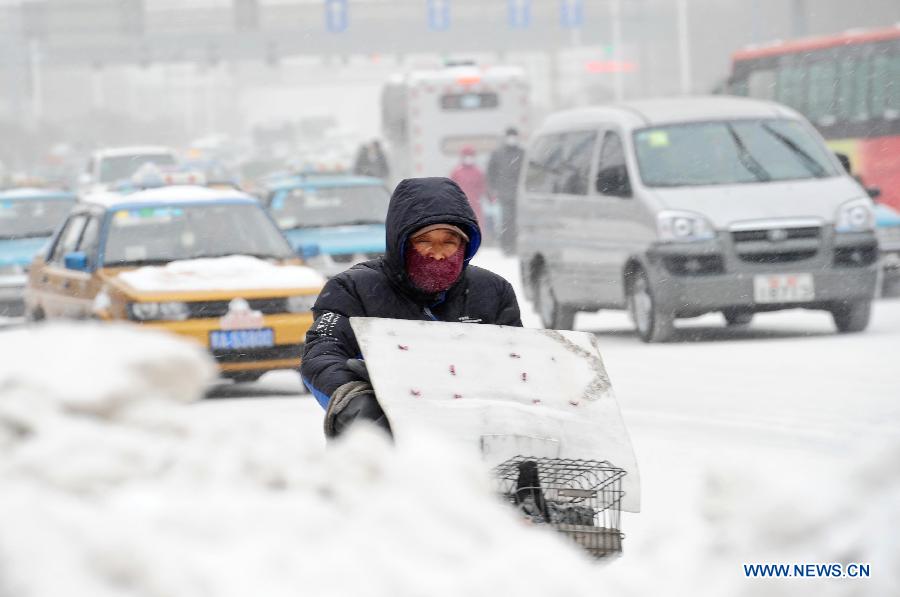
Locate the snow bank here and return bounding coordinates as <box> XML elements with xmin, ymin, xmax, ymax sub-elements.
<box><xmin>117</xmin><ymin>255</ymin><xmax>325</xmax><ymax>293</ymax></box>
<box><xmin>0</xmin><ymin>322</ymin><xmax>896</xmax><ymax>596</ymax></box>
<box><xmin>599</xmin><ymin>440</ymin><xmax>900</xmax><ymax>597</ymax></box>
<box><xmin>0</xmin><ymin>322</ymin><xmax>604</xmax><ymax>597</ymax></box>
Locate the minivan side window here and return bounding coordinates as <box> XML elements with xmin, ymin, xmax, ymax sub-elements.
<box><xmin>49</xmin><ymin>215</ymin><xmax>88</xmax><ymax>265</ymax></box>
<box><xmin>595</xmin><ymin>131</ymin><xmax>632</xmax><ymax>198</ymax></box>
<box><xmin>524</xmin><ymin>134</ymin><xmax>565</xmax><ymax>193</ymax></box>
<box><xmin>556</xmin><ymin>131</ymin><xmax>598</xmax><ymax>196</ymax></box>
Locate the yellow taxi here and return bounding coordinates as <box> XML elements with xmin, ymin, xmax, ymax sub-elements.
<box><xmin>24</xmin><ymin>185</ymin><xmax>324</xmax><ymax>382</ymax></box>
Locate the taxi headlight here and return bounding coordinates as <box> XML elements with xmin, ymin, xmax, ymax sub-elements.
<box><xmin>129</xmin><ymin>301</ymin><xmax>189</xmax><ymax>321</ymax></box>
<box><xmin>286</xmin><ymin>294</ymin><xmax>318</xmax><ymax>313</ymax></box>
<box><xmin>835</xmin><ymin>198</ymin><xmax>874</xmax><ymax>233</ymax></box>
<box><xmin>657</xmin><ymin>210</ymin><xmax>715</xmax><ymax>242</ymax></box>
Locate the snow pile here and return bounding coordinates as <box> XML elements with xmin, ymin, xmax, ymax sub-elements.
<box><xmin>0</xmin><ymin>322</ymin><xmax>896</xmax><ymax>596</ymax></box>
<box><xmin>603</xmin><ymin>441</ymin><xmax>900</xmax><ymax>597</ymax></box>
<box><xmin>117</xmin><ymin>255</ymin><xmax>325</xmax><ymax>293</ymax></box>
<box><xmin>0</xmin><ymin>322</ymin><xmax>603</xmax><ymax>597</ymax></box>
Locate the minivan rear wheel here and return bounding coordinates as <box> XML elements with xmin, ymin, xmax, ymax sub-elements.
<box><xmin>627</xmin><ymin>269</ymin><xmax>674</xmax><ymax>343</ymax></box>
<box><xmin>535</xmin><ymin>268</ymin><xmax>576</xmax><ymax>330</ymax></box>
<box><xmin>829</xmin><ymin>300</ymin><xmax>871</xmax><ymax>333</ymax></box>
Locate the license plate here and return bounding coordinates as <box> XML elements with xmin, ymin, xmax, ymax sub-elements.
<box><xmin>209</xmin><ymin>328</ymin><xmax>274</xmax><ymax>351</ymax></box>
<box><xmin>753</xmin><ymin>274</ymin><xmax>815</xmax><ymax>303</ymax></box>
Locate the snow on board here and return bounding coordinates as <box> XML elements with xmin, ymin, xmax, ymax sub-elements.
<box><xmin>351</xmin><ymin>317</ymin><xmax>641</xmax><ymax>513</ymax></box>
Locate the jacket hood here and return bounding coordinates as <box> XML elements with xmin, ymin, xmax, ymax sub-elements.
<box><xmin>383</xmin><ymin>177</ymin><xmax>481</xmax><ymax>298</ymax></box>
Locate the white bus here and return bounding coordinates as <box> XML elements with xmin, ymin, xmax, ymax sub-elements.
<box><xmin>381</xmin><ymin>64</ymin><xmax>530</xmax><ymax>182</ymax></box>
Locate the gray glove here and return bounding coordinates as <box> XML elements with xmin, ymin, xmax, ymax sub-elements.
<box><xmin>324</xmin><ymin>380</ymin><xmax>392</xmax><ymax>439</ymax></box>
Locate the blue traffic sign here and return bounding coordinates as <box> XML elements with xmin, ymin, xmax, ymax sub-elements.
<box><xmin>507</xmin><ymin>0</ymin><xmax>531</xmax><ymax>29</ymax></box>
<box><xmin>560</xmin><ymin>0</ymin><xmax>583</xmax><ymax>29</ymax></box>
<box><xmin>325</xmin><ymin>0</ymin><xmax>348</xmax><ymax>33</ymax></box>
<box><xmin>427</xmin><ymin>0</ymin><xmax>450</xmax><ymax>32</ymax></box>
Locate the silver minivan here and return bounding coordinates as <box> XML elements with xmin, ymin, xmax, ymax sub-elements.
<box><xmin>518</xmin><ymin>96</ymin><xmax>879</xmax><ymax>341</ymax></box>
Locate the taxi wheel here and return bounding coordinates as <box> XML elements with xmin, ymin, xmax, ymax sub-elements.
<box><xmin>25</xmin><ymin>306</ymin><xmax>45</xmax><ymax>322</ymax></box>
<box><xmin>830</xmin><ymin>300</ymin><xmax>871</xmax><ymax>333</ymax></box>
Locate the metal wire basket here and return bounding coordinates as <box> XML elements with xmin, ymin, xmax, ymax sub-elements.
<box><xmin>492</xmin><ymin>456</ymin><xmax>626</xmax><ymax>558</ymax></box>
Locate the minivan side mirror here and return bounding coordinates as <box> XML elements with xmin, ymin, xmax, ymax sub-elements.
<box><xmin>834</xmin><ymin>152</ymin><xmax>852</xmax><ymax>174</ymax></box>
<box><xmin>596</xmin><ymin>166</ymin><xmax>632</xmax><ymax>198</ymax></box>
<box><xmin>63</xmin><ymin>251</ymin><xmax>89</xmax><ymax>272</ymax></box>
<box><xmin>867</xmin><ymin>186</ymin><xmax>881</xmax><ymax>201</ymax></box>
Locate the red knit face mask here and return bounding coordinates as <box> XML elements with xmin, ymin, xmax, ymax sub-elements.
<box><xmin>405</xmin><ymin>243</ymin><xmax>466</xmax><ymax>294</ymax></box>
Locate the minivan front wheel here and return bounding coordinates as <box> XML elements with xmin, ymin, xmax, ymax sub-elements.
<box><xmin>723</xmin><ymin>308</ymin><xmax>754</xmax><ymax>327</ymax></box>
<box><xmin>535</xmin><ymin>268</ymin><xmax>576</xmax><ymax>330</ymax></box>
<box><xmin>627</xmin><ymin>269</ymin><xmax>674</xmax><ymax>343</ymax></box>
<box><xmin>829</xmin><ymin>300</ymin><xmax>871</xmax><ymax>333</ymax></box>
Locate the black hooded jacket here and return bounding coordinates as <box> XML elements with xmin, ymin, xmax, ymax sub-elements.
<box><xmin>301</xmin><ymin>177</ymin><xmax>522</xmax><ymax>408</ymax></box>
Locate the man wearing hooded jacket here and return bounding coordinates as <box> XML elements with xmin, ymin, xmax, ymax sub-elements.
<box><xmin>301</xmin><ymin>177</ymin><xmax>523</xmax><ymax>438</ymax></box>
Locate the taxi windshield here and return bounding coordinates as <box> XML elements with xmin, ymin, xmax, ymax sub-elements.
<box><xmin>103</xmin><ymin>203</ymin><xmax>296</xmax><ymax>266</ymax></box>
<box><xmin>633</xmin><ymin>119</ymin><xmax>840</xmax><ymax>187</ymax></box>
<box><xmin>99</xmin><ymin>154</ymin><xmax>177</xmax><ymax>183</ymax></box>
<box><xmin>269</xmin><ymin>184</ymin><xmax>390</xmax><ymax>229</ymax></box>
<box><xmin>0</xmin><ymin>198</ymin><xmax>74</xmax><ymax>240</ymax></box>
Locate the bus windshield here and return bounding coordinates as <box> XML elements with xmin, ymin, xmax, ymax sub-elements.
<box><xmin>269</xmin><ymin>185</ymin><xmax>391</xmax><ymax>229</ymax></box>
<box><xmin>633</xmin><ymin>119</ymin><xmax>839</xmax><ymax>187</ymax></box>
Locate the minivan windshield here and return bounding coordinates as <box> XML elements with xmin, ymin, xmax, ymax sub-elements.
<box><xmin>269</xmin><ymin>184</ymin><xmax>390</xmax><ymax>229</ymax></box>
<box><xmin>633</xmin><ymin>119</ymin><xmax>839</xmax><ymax>187</ymax></box>
<box><xmin>0</xmin><ymin>198</ymin><xmax>74</xmax><ymax>240</ymax></box>
<box><xmin>103</xmin><ymin>203</ymin><xmax>295</xmax><ymax>266</ymax></box>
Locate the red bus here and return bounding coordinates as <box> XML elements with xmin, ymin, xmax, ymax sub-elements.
<box><xmin>728</xmin><ymin>26</ymin><xmax>900</xmax><ymax>211</ymax></box>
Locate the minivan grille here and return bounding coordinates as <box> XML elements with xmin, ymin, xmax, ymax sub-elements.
<box><xmin>738</xmin><ymin>250</ymin><xmax>817</xmax><ymax>264</ymax></box>
<box><xmin>731</xmin><ymin>227</ymin><xmax>821</xmax><ymax>243</ymax></box>
<box><xmin>732</xmin><ymin>225</ymin><xmax>822</xmax><ymax>264</ymax></box>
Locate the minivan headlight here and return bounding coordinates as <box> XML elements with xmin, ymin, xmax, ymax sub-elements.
<box><xmin>286</xmin><ymin>294</ymin><xmax>318</xmax><ymax>313</ymax></box>
<box><xmin>835</xmin><ymin>198</ymin><xmax>874</xmax><ymax>233</ymax></box>
<box><xmin>657</xmin><ymin>210</ymin><xmax>716</xmax><ymax>242</ymax></box>
<box><xmin>129</xmin><ymin>301</ymin><xmax>189</xmax><ymax>321</ymax></box>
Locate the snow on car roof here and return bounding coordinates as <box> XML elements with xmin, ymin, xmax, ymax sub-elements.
<box><xmin>91</xmin><ymin>146</ymin><xmax>175</xmax><ymax>158</ymax></box>
<box><xmin>84</xmin><ymin>185</ymin><xmax>255</xmax><ymax>209</ymax></box>
<box><xmin>0</xmin><ymin>187</ymin><xmax>77</xmax><ymax>201</ymax></box>
<box><xmin>540</xmin><ymin>96</ymin><xmax>799</xmax><ymax>133</ymax></box>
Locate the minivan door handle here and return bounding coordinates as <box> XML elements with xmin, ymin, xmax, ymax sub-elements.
<box><xmin>62</xmin><ymin>279</ymin><xmax>71</xmax><ymax>290</ymax></box>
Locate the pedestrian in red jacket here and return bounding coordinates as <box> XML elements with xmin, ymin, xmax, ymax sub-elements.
<box><xmin>450</xmin><ymin>146</ymin><xmax>487</xmax><ymax>226</ymax></box>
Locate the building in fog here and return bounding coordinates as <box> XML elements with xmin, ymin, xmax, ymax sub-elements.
<box><xmin>0</xmin><ymin>0</ymin><xmax>898</xmax><ymax>168</ymax></box>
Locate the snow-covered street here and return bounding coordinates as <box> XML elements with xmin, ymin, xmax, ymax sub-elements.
<box><xmin>198</xmin><ymin>248</ymin><xmax>900</xmax><ymax>594</ymax></box>
<box><xmin>2</xmin><ymin>249</ymin><xmax>898</xmax><ymax>596</ymax></box>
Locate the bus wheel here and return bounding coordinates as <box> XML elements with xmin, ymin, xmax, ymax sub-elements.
<box><xmin>627</xmin><ymin>268</ymin><xmax>674</xmax><ymax>343</ymax></box>
<box><xmin>535</xmin><ymin>268</ymin><xmax>576</xmax><ymax>330</ymax></box>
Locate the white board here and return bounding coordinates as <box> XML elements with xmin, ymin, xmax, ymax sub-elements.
<box><xmin>351</xmin><ymin>318</ymin><xmax>641</xmax><ymax>513</ymax></box>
